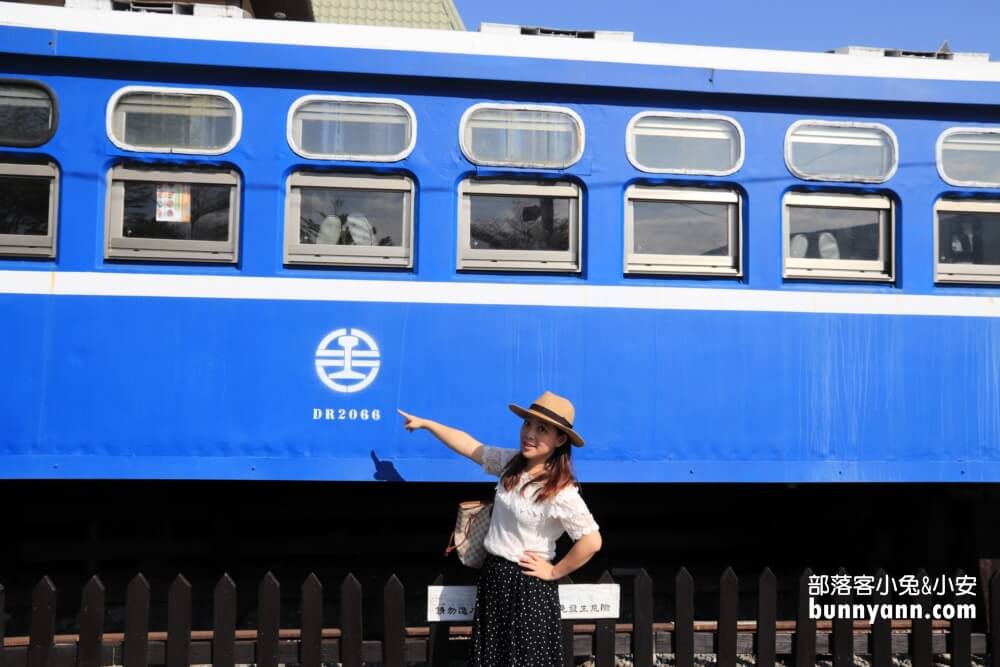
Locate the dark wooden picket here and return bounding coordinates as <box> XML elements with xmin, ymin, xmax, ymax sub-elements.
<box><xmin>340</xmin><ymin>574</ymin><xmax>363</xmax><ymax>667</ymax></box>
<box><xmin>794</xmin><ymin>568</ymin><xmax>816</xmax><ymax>667</ymax></box>
<box><xmin>27</xmin><ymin>577</ymin><xmax>55</xmax><ymax>667</ymax></box>
<box><xmin>212</xmin><ymin>574</ymin><xmax>236</xmax><ymax>667</ymax></box>
<box><xmin>870</xmin><ymin>568</ymin><xmax>891</xmax><ymax>667</ymax></box>
<box><xmin>911</xmin><ymin>568</ymin><xmax>932</xmax><ymax>667</ymax></box>
<box><xmin>557</xmin><ymin>575</ymin><xmax>575</xmax><ymax>667</ymax></box>
<box><xmin>123</xmin><ymin>575</ymin><xmax>149</xmax><ymax>667</ymax></box>
<box><xmin>951</xmin><ymin>568</ymin><xmax>972</xmax><ymax>667</ymax></box>
<box><xmin>593</xmin><ymin>571</ymin><xmax>615</xmax><ymax>667</ymax></box>
<box><xmin>832</xmin><ymin>567</ymin><xmax>852</xmax><ymax>667</ymax></box>
<box><xmin>992</xmin><ymin>572</ymin><xmax>1000</xmax><ymax>667</ymax></box>
<box><xmin>256</xmin><ymin>572</ymin><xmax>280</xmax><ymax>667</ymax></box>
<box><xmin>300</xmin><ymin>573</ymin><xmax>323</xmax><ymax>667</ymax></box>
<box><xmin>0</xmin><ymin>583</ymin><xmax>6</xmax><ymax>667</ymax></box>
<box><xmin>166</xmin><ymin>575</ymin><xmax>191</xmax><ymax>667</ymax></box>
<box><xmin>426</xmin><ymin>573</ymin><xmax>449</xmax><ymax>667</ymax></box>
<box><xmin>674</xmin><ymin>567</ymin><xmax>695</xmax><ymax>667</ymax></box>
<box><xmin>717</xmin><ymin>567</ymin><xmax>737</xmax><ymax>667</ymax></box>
<box><xmin>382</xmin><ymin>575</ymin><xmax>406</xmax><ymax>667</ymax></box>
<box><xmin>77</xmin><ymin>576</ymin><xmax>105</xmax><ymax>667</ymax></box>
<box><xmin>757</xmin><ymin>568</ymin><xmax>776</xmax><ymax>667</ymax></box>
<box><xmin>633</xmin><ymin>569</ymin><xmax>653</xmax><ymax>667</ymax></box>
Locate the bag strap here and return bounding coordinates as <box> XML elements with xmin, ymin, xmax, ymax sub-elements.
<box><xmin>444</xmin><ymin>503</ymin><xmax>490</xmax><ymax>557</ymax></box>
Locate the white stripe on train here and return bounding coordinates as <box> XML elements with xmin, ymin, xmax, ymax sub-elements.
<box><xmin>1</xmin><ymin>270</ymin><xmax>998</xmax><ymax>318</ymax></box>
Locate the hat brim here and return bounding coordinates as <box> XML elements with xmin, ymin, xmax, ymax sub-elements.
<box><xmin>509</xmin><ymin>403</ymin><xmax>585</xmax><ymax>447</ymax></box>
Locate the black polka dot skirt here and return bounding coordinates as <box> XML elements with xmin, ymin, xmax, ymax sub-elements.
<box><xmin>468</xmin><ymin>553</ymin><xmax>563</xmax><ymax>667</ymax></box>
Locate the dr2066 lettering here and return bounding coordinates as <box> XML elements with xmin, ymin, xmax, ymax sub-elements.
<box><xmin>312</xmin><ymin>408</ymin><xmax>382</xmax><ymax>421</ymax></box>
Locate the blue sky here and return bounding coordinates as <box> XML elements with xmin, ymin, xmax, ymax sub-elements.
<box><xmin>452</xmin><ymin>0</ymin><xmax>1000</xmax><ymax>59</ymax></box>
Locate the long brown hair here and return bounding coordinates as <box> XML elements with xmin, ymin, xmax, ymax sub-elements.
<box><xmin>500</xmin><ymin>435</ymin><xmax>576</xmax><ymax>503</ymax></box>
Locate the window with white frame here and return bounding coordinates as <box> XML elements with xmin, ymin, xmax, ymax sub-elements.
<box><xmin>627</xmin><ymin>113</ymin><xmax>743</xmax><ymax>175</ymax></box>
<box><xmin>0</xmin><ymin>162</ymin><xmax>59</xmax><ymax>257</ymax></box>
<box><xmin>108</xmin><ymin>87</ymin><xmax>240</xmax><ymax>154</ymax></box>
<box><xmin>105</xmin><ymin>165</ymin><xmax>240</xmax><ymax>262</ymax></box>
<box><xmin>287</xmin><ymin>96</ymin><xmax>416</xmax><ymax>161</ymax></box>
<box><xmin>457</xmin><ymin>179</ymin><xmax>581</xmax><ymax>272</ymax></box>
<box><xmin>785</xmin><ymin>121</ymin><xmax>897</xmax><ymax>183</ymax></box>
<box><xmin>0</xmin><ymin>81</ymin><xmax>56</xmax><ymax>147</ymax></box>
<box><xmin>782</xmin><ymin>192</ymin><xmax>893</xmax><ymax>281</ymax></box>
<box><xmin>934</xmin><ymin>198</ymin><xmax>1000</xmax><ymax>284</ymax></box>
<box><xmin>937</xmin><ymin>128</ymin><xmax>1000</xmax><ymax>187</ymax></box>
<box><xmin>285</xmin><ymin>172</ymin><xmax>414</xmax><ymax>267</ymax></box>
<box><xmin>624</xmin><ymin>185</ymin><xmax>741</xmax><ymax>275</ymax></box>
<box><xmin>460</xmin><ymin>104</ymin><xmax>583</xmax><ymax>169</ymax></box>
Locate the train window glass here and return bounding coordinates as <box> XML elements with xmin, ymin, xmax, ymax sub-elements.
<box><xmin>934</xmin><ymin>199</ymin><xmax>1000</xmax><ymax>283</ymax></box>
<box><xmin>460</xmin><ymin>104</ymin><xmax>583</xmax><ymax>169</ymax></box>
<box><xmin>624</xmin><ymin>185</ymin><xmax>740</xmax><ymax>275</ymax></box>
<box><xmin>0</xmin><ymin>83</ymin><xmax>56</xmax><ymax>146</ymax></box>
<box><xmin>785</xmin><ymin>121</ymin><xmax>897</xmax><ymax>183</ymax></box>
<box><xmin>108</xmin><ymin>87</ymin><xmax>240</xmax><ymax>154</ymax></box>
<box><xmin>0</xmin><ymin>162</ymin><xmax>59</xmax><ymax>257</ymax></box>
<box><xmin>626</xmin><ymin>113</ymin><xmax>744</xmax><ymax>175</ymax></box>
<box><xmin>284</xmin><ymin>172</ymin><xmax>414</xmax><ymax>267</ymax></box>
<box><xmin>105</xmin><ymin>165</ymin><xmax>240</xmax><ymax>262</ymax></box>
<box><xmin>782</xmin><ymin>192</ymin><xmax>893</xmax><ymax>281</ymax></box>
<box><xmin>937</xmin><ymin>129</ymin><xmax>1000</xmax><ymax>187</ymax></box>
<box><xmin>287</xmin><ymin>96</ymin><xmax>416</xmax><ymax>162</ymax></box>
<box><xmin>457</xmin><ymin>179</ymin><xmax>581</xmax><ymax>272</ymax></box>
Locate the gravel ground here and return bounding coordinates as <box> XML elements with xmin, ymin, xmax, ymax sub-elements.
<box><xmin>576</xmin><ymin>654</ymin><xmax>991</xmax><ymax>667</ymax></box>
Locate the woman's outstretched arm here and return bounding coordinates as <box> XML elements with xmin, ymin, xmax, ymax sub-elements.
<box><xmin>519</xmin><ymin>531</ymin><xmax>603</xmax><ymax>580</ymax></box>
<box><xmin>398</xmin><ymin>409</ymin><xmax>486</xmax><ymax>464</ymax></box>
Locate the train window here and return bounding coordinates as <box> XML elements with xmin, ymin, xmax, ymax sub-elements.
<box><xmin>287</xmin><ymin>96</ymin><xmax>416</xmax><ymax>162</ymax></box>
<box><xmin>782</xmin><ymin>192</ymin><xmax>893</xmax><ymax>281</ymax></box>
<box><xmin>785</xmin><ymin>121</ymin><xmax>897</xmax><ymax>183</ymax></box>
<box><xmin>0</xmin><ymin>81</ymin><xmax>57</xmax><ymax>147</ymax></box>
<box><xmin>284</xmin><ymin>172</ymin><xmax>414</xmax><ymax>267</ymax></box>
<box><xmin>626</xmin><ymin>112</ymin><xmax>744</xmax><ymax>175</ymax></box>
<box><xmin>0</xmin><ymin>161</ymin><xmax>59</xmax><ymax>257</ymax></box>
<box><xmin>460</xmin><ymin>104</ymin><xmax>584</xmax><ymax>169</ymax></box>
<box><xmin>457</xmin><ymin>179</ymin><xmax>581</xmax><ymax>272</ymax></box>
<box><xmin>624</xmin><ymin>185</ymin><xmax>741</xmax><ymax>276</ymax></box>
<box><xmin>937</xmin><ymin>129</ymin><xmax>1000</xmax><ymax>188</ymax></box>
<box><xmin>107</xmin><ymin>87</ymin><xmax>240</xmax><ymax>154</ymax></box>
<box><xmin>934</xmin><ymin>198</ymin><xmax>1000</xmax><ymax>283</ymax></box>
<box><xmin>105</xmin><ymin>165</ymin><xmax>240</xmax><ymax>262</ymax></box>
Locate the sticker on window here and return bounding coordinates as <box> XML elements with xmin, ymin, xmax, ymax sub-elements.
<box><xmin>156</xmin><ymin>183</ymin><xmax>191</xmax><ymax>223</ymax></box>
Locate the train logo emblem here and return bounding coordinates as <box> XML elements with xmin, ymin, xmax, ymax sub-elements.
<box><xmin>315</xmin><ymin>328</ymin><xmax>381</xmax><ymax>393</ymax></box>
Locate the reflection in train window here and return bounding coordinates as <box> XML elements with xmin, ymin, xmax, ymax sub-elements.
<box><xmin>937</xmin><ymin>129</ymin><xmax>1000</xmax><ymax>188</ymax></box>
<box><xmin>624</xmin><ymin>185</ymin><xmax>741</xmax><ymax>276</ymax></box>
<box><xmin>626</xmin><ymin>113</ymin><xmax>743</xmax><ymax>175</ymax></box>
<box><xmin>0</xmin><ymin>161</ymin><xmax>59</xmax><ymax>257</ymax></box>
<box><xmin>782</xmin><ymin>191</ymin><xmax>893</xmax><ymax>281</ymax></box>
<box><xmin>105</xmin><ymin>165</ymin><xmax>240</xmax><ymax>262</ymax></box>
<box><xmin>934</xmin><ymin>198</ymin><xmax>1000</xmax><ymax>284</ymax></box>
<box><xmin>785</xmin><ymin>121</ymin><xmax>897</xmax><ymax>183</ymax></box>
<box><xmin>460</xmin><ymin>104</ymin><xmax>583</xmax><ymax>169</ymax></box>
<box><xmin>457</xmin><ymin>179</ymin><xmax>581</xmax><ymax>272</ymax></box>
<box><xmin>284</xmin><ymin>172</ymin><xmax>414</xmax><ymax>267</ymax></box>
<box><xmin>108</xmin><ymin>87</ymin><xmax>240</xmax><ymax>154</ymax></box>
<box><xmin>287</xmin><ymin>96</ymin><xmax>416</xmax><ymax>162</ymax></box>
<box><xmin>0</xmin><ymin>82</ymin><xmax>56</xmax><ymax>147</ymax></box>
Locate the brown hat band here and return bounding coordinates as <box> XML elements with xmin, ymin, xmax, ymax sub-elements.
<box><xmin>529</xmin><ymin>403</ymin><xmax>573</xmax><ymax>430</ymax></box>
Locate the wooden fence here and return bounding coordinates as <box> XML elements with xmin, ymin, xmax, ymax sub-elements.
<box><xmin>2</xmin><ymin>567</ymin><xmax>997</xmax><ymax>667</ymax></box>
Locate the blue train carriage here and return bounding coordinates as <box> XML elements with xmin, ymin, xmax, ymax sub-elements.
<box><xmin>0</xmin><ymin>3</ymin><xmax>999</xmax><ymax>485</ymax></box>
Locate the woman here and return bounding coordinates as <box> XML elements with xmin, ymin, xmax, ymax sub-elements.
<box><xmin>398</xmin><ymin>390</ymin><xmax>603</xmax><ymax>667</ymax></box>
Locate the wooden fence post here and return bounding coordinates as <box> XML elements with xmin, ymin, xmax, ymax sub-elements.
<box><xmin>718</xmin><ymin>568</ymin><xmax>737</xmax><ymax>667</ymax></box>
<box><xmin>0</xmin><ymin>583</ymin><xmax>6</xmax><ymax>667</ymax></box>
<box><xmin>557</xmin><ymin>575</ymin><xmax>574</xmax><ymax>667</ymax></box>
<box><xmin>257</xmin><ymin>572</ymin><xmax>280</xmax><ymax>667</ymax></box>
<box><xmin>340</xmin><ymin>573</ymin><xmax>363</xmax><ymax>667</ymax></box>
<box><xmin>426</xmin><ymin>574</ymin><xmax>449</xmax><ymax>667</ymax></box>
<box><xmin>212</xmin><ymin>574</ymin><xmax>236</xmax><ymax>667</ymax></box>
<box><xmin>794</xmin><ymin>568</ymin><xmax>816</xmax><ymax>667</ymax></box>
<box><xmin>167</xmin><ymin>575</ymin><xmax>192</xmax><ymax>667</ymax></box>
<box><xmin>382</xmin><ymin>576</ymin><xmax>406</xmax><ymax>667</ymax></box>
<box><xmin>27</xmin><ymin>577</ymin><xmax>56</xmax><ymax>667</ymax></box>
<box><xmin>674</xmin><ymin>567</ymin><xmax>694</xmax><ymax>667</ymax></box>
<box><xmin>911</xmin><ymin>569</ymin><xmax>932</xmax><ymax>667</ymax></box>
<box><xmin>991</xmin><ymin>572</ymin><xmax>1000</xmax><ymax>667</ymax></box>
<box><xmin>124</xmin><ymin>575</ymin><xmax>150</xmax><ymax>667</ymax></box>
<box><xmin>301</xmin><ymin>573</ymin><xmax>323</xmax><ymax>667</ymax></box>
<box><xmin>757</xmin><ymin>568</ymin><xmax>776</xmax><ymax>667</ymax></box>
<box><xmin>78</xmin><ymin>576</ymin><xmax>105</xmax><ymax>667</ymax></box>
<box><xmin>870</xmin><ymin>568</ymin><xmax>891</xmax><ymax>667</ymax></box>
<box><xmin>832</xmin><ymin>567</ymin><xmax>852</xmax><ymax>667</ymax></box>
<box><xmin>950</xmin><ymin>568</ymin><xmax>972</xmax><ymax>667</ymax></box>
<box><xmin>594</xmin><ymin>571</ymin><xmax>615</xmax><ymax>667</ymax></box>
<box><xmin>632</xmin><ymin>569</ymin><xmax>653</xmax><ymax>667</ymax></box>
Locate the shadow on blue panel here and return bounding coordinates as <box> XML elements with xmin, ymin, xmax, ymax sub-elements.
<box><xmin>371</xmin><ymin>450</ymin><xmax>404</xmax><ymax>481</ymax></box>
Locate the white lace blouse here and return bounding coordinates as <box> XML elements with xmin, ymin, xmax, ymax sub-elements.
<box><xmin>480</xmin><ymin>445</ymin><xmax>600</xmax><ymax>564</ymax></box>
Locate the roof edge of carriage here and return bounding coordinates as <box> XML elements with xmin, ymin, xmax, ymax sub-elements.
<box><xmin>2</xmin><ymin>1</ymin><xmax>1000</xmax><ymax>105</ymax></box>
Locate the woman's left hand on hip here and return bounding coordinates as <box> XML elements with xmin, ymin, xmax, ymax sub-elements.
<box><xmin>519</xmin><ymin>551</ymin><xmax>556</xmax><ymax>580</ymax></box>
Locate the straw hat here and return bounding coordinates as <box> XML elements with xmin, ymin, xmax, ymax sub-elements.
<box><xmin>509</xmin><ymin>391</ymin><xmax>584</xmax><ymax>447</ymax></box>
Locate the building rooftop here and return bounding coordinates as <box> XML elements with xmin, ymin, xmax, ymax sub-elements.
<box><xmin>310</xmin><ymin>0</ymin><xmax>463</xmax><ymax>29</ymax></box>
